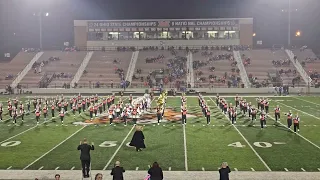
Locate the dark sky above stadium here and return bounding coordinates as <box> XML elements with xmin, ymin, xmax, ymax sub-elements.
<box><xmin>0</xmin><ymin>0</ymin><xmax>320</xmax><ymax>54</ymax></box>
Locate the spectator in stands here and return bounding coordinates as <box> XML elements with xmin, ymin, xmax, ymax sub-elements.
<box><xmin>148</xmin><ymin>162</ymin><xmax>163</xmax><ymax>180</ymax></box>
<box><xmin>55</xmin><ymin>174</ymin><xmax>60</xmax><ymax>180</ymax></box>
<box><xmin>110</xmin><ymin>161</ymin><xmax>125</xmax><ymax>180</ymax></box>
<box><xmin>219</xmin><ymin>162</ymin><xmax>231</xmax><ymax>180</ymax></box>
<box><xmin>95</xmin><ymin>173</ymin><xmax>103</xmax><ymax>180</ymax></box>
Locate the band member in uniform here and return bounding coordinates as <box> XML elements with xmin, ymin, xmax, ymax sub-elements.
<box><xmin>223</xmin><ymin>101</ymin><xmax>228</xmax><ymax>114</ymax></box>
<box><xmin>216</xmin><ymin>94</ymin><xmax>220</xmax><ymax>106</ymax></box>
<box><xmin>181</xmin><ymin>106</ymin><xmax>187</xmax><ymax>124</ymax></box>
<box><xmin>60</xmin><ymin>109</ymin><xmax>65</xmax><ymax>124</ymax></box>
<box><xmin>122</xmin><ymin>109</ymin><xmax>128</xmax><ymax>126</ymax></box>
<box><xmin>248</xmin><ymin>102</ymin><xmax>252</xmax><ymax>117</ymax></box>
<box><xmin>231</xmin><ymin>108</ymin><xmax>237</xmax><ymax>124</ymax></box>
<box><xmin>12</xmin><ymin>107</ymin><xmax>18</xmax><ymax>124</ymax></box>
<box><xmin>14</xmin><ymin>97</ymin><xmax>18</xmax><ymax>109</ymax></box>
<box><xmin>35</xmin><ymin>109</ymin><xmax>41</xmax><ymax>124</ymax></box>
<box><xmin>33</xmin><ymin>98</ymin><xmax>37</xmax><ymax>110</ymax></box>
<box><xmin>109</xmin><ymin>108</ymin><xmax>114</xmax><ymax>125</ymax></box>
<box><xmin>0</xmin><ymin>104</ymin><xmax>3</xmax><ymax>121</ymax></box>
<box><xmin>26</xmin><ymin>99</ymin><xmax>31</xmax><ymax>113</ymax></box>
<box><xmin>274</xmin><ymin>105</ymin><xmax>281</xmax><ymax>122</ymax></box>
<box><xmin>293</xmin><ymin>114</ymin><xmax>300</xmax><ymax>133</ymax></box>
<box><xmin>131</xmin><ymin>108</ymin><xmax>138</xmax><ymax>124</ymax></box>
<box><xmin>107</xmin><ymin>97</ymin><xmax>111</xmax><ymax>109</ymax></box>
<box><xmin>260</xmin><ymin>111</ymin><xmax>266</xmax><ymax>129</ymax></box>
<box><xmin>78</xmin><ymin>101</ymin><xmax>82</xmax><ymax>114</ymax></box>
<box><xmin>235</xmin><ymin>95</ymin><xmax>239</xmax><ymax>108</ymax></box>
<box><xmin>64</xmin><ymin>101</ymin><xmax>68</xmax><ymax>112</ymax></box>
<box><xmin>89</xmin><ymin>104</ymin><xmax>94</xmax><ymax>121</ymax></box>
<box><xmin>72</xmin><ymin>104</ymin><xmax>77</xmax><ymax>116</ymax></box>
<box><xmin>115</xmin><ymin>103</ymin><xmax>121</xmax><ymax>118</ymax></box>
<box><xmin>285</xmin><ymin>110</ymin><xmax>293</xmax><ymax>129</ymax></box>
<box><xmin>51</xmin><ymin>103</ymin><xmax>55</xmax><ymax>118</ymax></box>
<box><xmin>82</xmin><ymin>99</ymin><xmax>86</xmax><ymax>112</ymax></box>
<box><xmin>242</xmin><ymin>100</ymin><xmax>248</xmax><ymax>116</ymax></box>
<box><xmin>256</xmin><ymin>97</ymin><xmax>261</xmax><ymax>110</ymax></box>
<box><xmin>251</xmin><ymin>106</ymin><xmax>257</xmax><ymax>121</ymax></box>
<box><xmin>102</xmin><ymin>98</ymin><xmax>106</xmax><ymax>112</ymax></box>
<box><xmin>98</xmin><ymin>103</ymin><xmax>103</xmax><ymax>115</ymax></box>
<box><xmin>19</xmin><ymin>102</ymin><xmax>24</xmax><ymax>121</ymax></box>
<box><xmin>228</xmin><ymin>105</ymin><xmax>233</xmax><ymax>120</ymax></box>
<box><xmin>129</xmin><ymin>94</ymin><xmax>133</xmax><ymax>104</ymax></box>
<box><xmin>94</xmin><ymin>104</ymin><xmax>98</xmax><ymax>117</ymax></box>
<box><xmin>260</xmin><ymin>98</ymin><xmax>265</xmax><ymax>111</ymax></box>
<box><xmin>58</xmin><ymin>101</ymin><xmax>62</xmax><ymax>112</ymax></box>
<box><xmin>264</xmin><ymin>99</ymin><xmax>269</xmax><ymax>114</ymax></box>
<box><xmin>206</xmin><ymin>109</ymin><xmax>211</xmax><ymax>125</ymax></box>
<box><xmin>43</xmin><ymin>105</ymin><xmax>48</xmax><ymax>121</ymax></box>
<box><xmin>8</xmin><ymin>103</ymin><xmax>13</xmax><ymax>118</ymax></box>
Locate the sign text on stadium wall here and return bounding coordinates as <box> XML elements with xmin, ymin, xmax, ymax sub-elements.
<box><xmin>88</xmin><ymin>20</ymin><xmax>238</xmax><ymax>28</ymax></box>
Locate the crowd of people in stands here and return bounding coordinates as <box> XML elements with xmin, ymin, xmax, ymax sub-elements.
<box><xmin>272</xmin><ymin>59</ymin><xmax>291</xmax><ymax>66</ymax></box>
<box><xmin>248</xmin><ymin>73</ymin><xmax>271</xmax><ymax>88</ymax></box>
<box><xmin>33</xmin><ymin>56</ymin><xmax>60</xmax><ymax>74</ymax></box>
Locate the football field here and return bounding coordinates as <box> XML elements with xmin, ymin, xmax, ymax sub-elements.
<box><xmin>1</xmin><ymin>95</ymin><xmax>320</xmax><ymax>172</ymax></box>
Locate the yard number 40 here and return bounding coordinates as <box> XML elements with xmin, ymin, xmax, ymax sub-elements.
<box><xmin>228</xmin><ymin>142</ymin><xmax>272</xmax><ymax>148</ymax></box>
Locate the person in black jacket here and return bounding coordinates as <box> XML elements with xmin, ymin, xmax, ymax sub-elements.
<box><xmin>77</xmin><ymin>138</ymin><xmax>94</xmax><ymax>178</ymax></box>
<box><xmin>219</xmin><ymin>162</ymin><xmax>231</xmax><ymax>180</ymax></box>
<box><xmin>129</xmin><ymin>126</ymin><xmax>146</xmax><ymax>151</ymax></box>
<box><xmin>148</xmin><ymin>162</ymin><xmax>163</xmax><ymax>180</ymax></box>
<box><xmin>111</xmin><ymin>161</ymin><xmax>125</xmax><ymax>180</ymax></box>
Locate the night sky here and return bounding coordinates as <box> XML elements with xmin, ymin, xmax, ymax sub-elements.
<box><xmin>0</xmin><ymin>0</ymin><xmax>320</xmax><ymax>57</ymax></box>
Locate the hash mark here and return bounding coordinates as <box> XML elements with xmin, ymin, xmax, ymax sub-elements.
<box><xmin>317</xmin><ymin>168</ymin><xmax>320</xmax><ymax>171</ymax></box>
<box><xmin>301</xmin><ymin>168</ymin><xmax>306</xmax><ymax>172</ymax></box>
<box><xmin>55</xmin><ymin>167</ymin><xmax>59</xmax><ymax>170</ymax></box>
<box><xmin>202</xmin><ymin>167</ymin><xmax>205</xmax><ymax>171</ymax></box>
<box><xmin>251</xmin><ymin>168</ymin><xmax>255</xmax><ymax>171</ymax></box>
<box><xmin>7</xmin><ymin>166</ymin><xmax>12</xmax><ymax>170</ymax></box>
<box><xmin>284</xmin><ymin>168</ymin><xmax>289</xmax><ymax>171</ymax></box>
<box><xmin>135</xmin><ymin>167</ymin><xmax>139</xmax><ymax>171</ymax></box>
<box><xmin>38</xmin><ymin>166</ymin><xmax>44</xmax><ymax>170</ymax></box>
<box><xmin>234</xmin><ymin>168</ymin><xmax>238</xmax><ymax>171</ymax></box>
<box><xmin>71</xmin><ymin>166</ymin><xmax>75</xmax><ymax>170</ymax></box>
<box><xmin>169</xmin><ymin>167</ymin><xmax>171</xmax><ymax>171</ymax></box>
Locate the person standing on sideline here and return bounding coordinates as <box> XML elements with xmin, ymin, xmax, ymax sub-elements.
<box><xmin>219</xmin><ymin>162</ymin><xmax>231</xmax><ymax>180</ymax></box>
<box><xmin>129</xmin><ymin>126</ymin><xmax>146</xmax><ymax>151</ymax></box>
<box><xmin>110</xmin><ymin>161</ymin><xmax>125</xmax><ymax>180</ymax></box>
<box><xmin>148</xmin><ymin>162</ymin><xmax>163</xmax><ymax>180</ymax></box>
<box><xmin>77</xmin><ymin>138</ymin><xmax>94</xmax><ymax>178</ymax></box>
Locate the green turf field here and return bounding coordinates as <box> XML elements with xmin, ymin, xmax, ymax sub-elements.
<box><xmin>0</xmin><ymin>95</ymin><xmax>320</xmax><ymax>172</ymax></box>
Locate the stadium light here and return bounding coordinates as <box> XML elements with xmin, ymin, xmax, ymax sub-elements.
<box><xmin>295</xmin><ymin>31</ymin><xmax>301</xmax><ymax>37</ymax></box>
<box><xmin>45</xmin><ymin>12</ymin><xmax>49</xmax><ymax>17</ymax></box>
<box><xmin>253</xmin><ymin>33</ymin><xmax>256</xmax><ymax>37</ymax></box>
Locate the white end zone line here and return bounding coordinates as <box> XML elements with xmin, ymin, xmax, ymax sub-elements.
<box><xmin>209</xmin><ymin>97</ymin><xmax>272</xmax><ymax>172</ymax></box>
<box><xmin>102</xmin><ymin>125</ymin><xmax>135</xmax><ymax>170</ymax></box>
<box><xmin>23</xmin><ymin>126</ymin><xmax>86</xmax><ymax>170</ymax></box>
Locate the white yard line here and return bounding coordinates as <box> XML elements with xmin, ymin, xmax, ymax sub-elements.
<box><xmin>292</xmin><ymin>96</ymin><xmax>319</xmax><ymax>106</ymax></box>
<box><xmin>6</xmin><ymin>166</ymin><xmax>12</xmax><ymax>170</ymax></box>
<box><xmin>277</xmin><ymin>102</ymin><xmax>320</xmax><ymax>120</ymax></box>
<box><xmin>183</xmin><ymin>124</ymin><xmax>188</xmax><ymax>171</ymax></box>
<box><xmin>102</xmin><ymin>125</ymin><xmax>135</xmax><ymax>170</ymax></box>
<box><xmin>301</xmin><ymin>168</ymin><xmax>306</xmax><ymax>172</ymax></box>
<box><xmin>168</xmin><ymin>167</ymin><xmax>171</xmax><ymax>171</ymax></box>
<box><xmin>55</xmin><ymin>167</ymin><xmax>59</xmax><ymax>170</ymax></box>
<box><xmin>318</xmin><ymin>168</ymin><xmax>320</xmax><ymax>171</ymax></box>
<box><xmin>71</xmin><ymin>166</ymin><xmax>75</xmax><ymax>170</ymax></box>
<box><xmin>251</xmin><ymin>168</ymin><xmax>255</xmax><ymax>171</ymax></box>
<box><xmin>284</xmin><ymin>168</ymin><xmax>289</xmax><ymax>171</ymax></box>
<box><xmin>135</xmin><ymin>167</ymin><xmax>139</xmax><ymax>171</ymax></box>
<box><xmin>234</xmin><ymin>168</ymin><xmax>238</xmax><ymax>171</ymax></box>
<box><xmin>209</xmin><ymin>97</ymin><xmax>272</xmax><ymax>171</ymax></box>
<box><xmin>201</xmin><ymin>167</ymin><xmax>205</xmax><ymax>171</ymax></box>
<box><xmin>23</xmin><ymin>126</ymin><xmax>86</xmax><ymax>170</ymax></box>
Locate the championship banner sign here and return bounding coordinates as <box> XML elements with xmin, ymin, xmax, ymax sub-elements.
<box><xmin>88</xmin><ymin>20</ymin><xmax>239</xmax><ymax>28</ymax></box>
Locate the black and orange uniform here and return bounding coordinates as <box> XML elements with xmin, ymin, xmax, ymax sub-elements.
<box><xmin>228</xmin><ymin>107</ymin><xmax>233</xmax><ymax>120</ymax></box>
<box><xmin>235</xmin><ymin>96</ymin><xmax>240</xmax><ymax>108</ymax></box>
<box><xmin>89</xmin><ymin>106</ymin><xmax>94</xmax><ymax>120</ymax></box>
<box><xmin>51</xmin><ymin>104</ymin><xmax>55</xmax><ymax>117</ymax></box>
<box><xmin>109</xmin><ymin>109</ymin><xmax>114</xmax><ymax>124</ymax></box>
<box><xmin>231</xmin><ymin>110</ymin><xmax>237</xmax><ymax>124</ymax></box>
<box><xmin>129</xmin><ymin>95</ymin><xmax>133</xmax><ymax>104</ymax></box>
<box><xmin>90</xmin><ymin>97</ymin><xmax>95</xmax><ymax>105</ymax></box>
<box><xmin>14</xmin><ymin>99</ymin><xmax>18</xmax><ymax>109</ymax></box>
<box><xmin>260</xmin><ymin>99</ymin><xmax>265</xmax><ymax>111</ymax></box>
<box><xmin>260</xmin><ymin>114</ymin><xmax>266</xmax><ymax>129</ymax></box>
<box><xmin>182</xmin><ymin>108</ymin><xmax>187</xmax><ymax>124</ymax></box>
<box><xmin>0</xmin><ymin>106</ymin><xmax>3</xmax><ymax>121</ymax></box>
<box><xmin>122</xmin><ymin>110</ymin><xmax>128</xmax><ymax>125</ymax></box>
<box><xmin>72</xmin><ymin>104</ymin><xmax>77</xmax><ymax>115</ymax></box>
<box><xmin>35</xmin><ymin>110</ymin><xmax>41</xmax><ymax>123</ymax></box>
<box><xmin>12</xmin><ymin>108</ymin><xmax>18</xmax><ymax>124</ymax></box>
<box><xmin>223</xmin><ymin>103</ymin><xmax>228</xmax><ymax>114</ymax></box>
<box><xmin>94</xmin><ymin>105</ymin><xmax>98</xmax><ymax>117</ymax></box>
<box><xmin>251</xmin><ymin>108</ymin><xmax>257</xmax><ymax>121</ymax></box>
<box><xmin>115</xmin><ymin>104</ymin><xmax>121</xmax><ymax>117</ymax></box>
<box><xmin>132</xmin><ymin>109</ymin><xmax>138</xmax><ymax>124</ymax></box>
<box><xmin>102</xmin><ymin>99</ymin><xmax>107</xmax><ymax>112</ymax></box>
<box><xmin>94</xmin><ymin>96</ymin><xmax>98</xmax><ymax>103</ymax></box>
<box><xmin>8</xmin><ymin>104</ymin><xmax>13</xmax><ymax>117</ymax></box>
<box><xmin>64</xmin><ymin>102</ymin><xmax>68</xmax><ymax>112</ymax></box>
<box><xmin>99</xmin><ymin>103</ymin><xmax>103</xmax><ymax>114</ymax></box>
<box><xmin>86</xmin><ymin>98</ymin><xmax>90</xmax><ymax>109</ymax></box>
<box><xmin>58</xmin><ymin>102</ymin><xmax>62</xmax><ymax>112</ymax></box>
<box><xmin>293</xmin><ymin>116</ymin><xmax>300</xmax><ymax>132</ymax></box>
<box><xmin>264</xmin><ymin>101</ymin><xmax>269</xmax><ymax>114</ymax></box>
<box><xmin>59</xmin><ymin>110</ymin><xmax>65</xmax><ymax>124</ymax></box>
<box><xmin>78</xmin><ymin>102</ymin><xmax>82</xmax><ymax>114</ymax></box>
<box><xmin>107</xmin><ymin>98</ymin><xmax>111</xmax><ymax>109</ymax></box>
<box><xmin>206</xmin><ymin>109</ymin><xmax>211</xmax><ymax>124</ymax></box>
<box><xmin>157</xmin><ymin>107</ymin><xmax>162</xmax><ymax>123</ymax></box>
<box><xmin>26</xmin><ymin>100</ymin><xmax>31</xmax><ymax>112</ymax></box>
<box><xmin>43</xmin><ymin>107</ymin><xmax>48</xmax><ymax>120</ymax></box>
<box><xmin>286</xmin><ymin>112</ymin><xmax>293</xmax><ymax>129</ymax></box>
<box><xmin>274</xmin><ymin>107</ymin><xmax>281</xmax><ymax>121</ymax></box>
